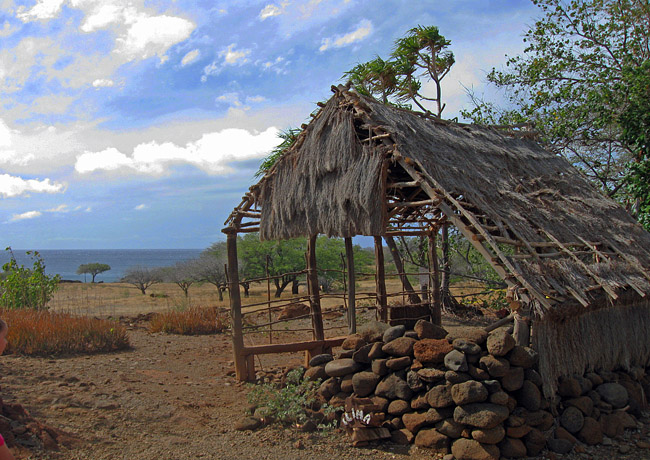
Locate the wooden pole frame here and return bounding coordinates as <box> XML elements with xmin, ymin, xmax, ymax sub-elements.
<box><xmin>306</xmin><ymin>235</ymin><xmax>325</xmax><ymax>343</ymax></box>
<box><xmin>226</xmin><ymin>231</ymin><xmax>248</xmax><ymax>381</ymax></box>
<box><xmin>374</xmin><ymin>236</ymin><xmax>388</xmax><ymax>322</ymax></box>
<box><xmin>345</xmin><ymin>237</ymin><xmax>356</xmax><ymax>334</ymax></box>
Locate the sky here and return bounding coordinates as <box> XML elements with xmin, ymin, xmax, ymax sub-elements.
<box><xmin>0</xmin><ymin>0</ymin><xmax>539</xmax><ymax>249</ymax></box>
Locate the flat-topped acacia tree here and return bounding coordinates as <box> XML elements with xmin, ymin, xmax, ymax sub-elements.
<box><xmin>76</xmin><ymin>263</ymin><xmax>111</xmax><ymax>283</ymax></box>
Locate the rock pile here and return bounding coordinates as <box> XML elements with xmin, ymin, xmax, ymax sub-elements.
<box><xmin>306</xmin><ymin>320</ymin><xmax>648</xmax><ymax>459</ymax></box>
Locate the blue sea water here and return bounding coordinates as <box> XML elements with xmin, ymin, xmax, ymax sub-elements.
<box><xmin>0</xmin><ymin>249</ymin><xmax>204</xmax><ymax>283</ymax></box>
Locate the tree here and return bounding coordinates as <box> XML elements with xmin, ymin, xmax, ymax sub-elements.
<box><xmin>0</xmin><ymin>247</ymin><xmax>60</xmax><ymax>310</ymax></box>
<box><xmin>344</xmin><ymin>25</ymin><xmax>455</xmax><ymax>117</ymax></box>
<box><xmin>621</xmin><ymin>60</ymin><xmax>650</xmax><ymax>229</ymax></box>
<box><xmin>161</xmin><ymin>261</ymin><xmax>198</xmax><ymax>297</ymax></box>
<box><xmin>76</xmin><ymin>263</ymin><xmax>111</xmax><ymax>283</ymax></box>
<box><xmin>121</xmin><ymin>266</ymin><xmax>161</xmax><ymax>295</ymax></box>
<box><xmin>462</xmin><ymin>0</ymin><xmax>650</xmax><ymax>210</ymax></box>
<box><xmin>193</xmin><ymin>250</ymin><xmax>228</xmax><ymax>301</ymax></box>
<box><xmin>238</xmin><ymin>234</ymin><xmax>306</xmax><ymax>298</ymax></box>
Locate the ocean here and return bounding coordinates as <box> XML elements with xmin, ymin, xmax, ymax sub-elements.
<box><xmin>0</xmin><ymin>249</ymin><xmax>204</xmax><ymax>283</ymax></box>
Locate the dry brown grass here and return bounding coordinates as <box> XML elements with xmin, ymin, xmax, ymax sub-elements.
<box><xmin>2</xmin><ymin>308</ymin><xmax>130</xmax><ymax>356</ymax></box>
<box><xmin>149</xmin><ymin>307</ymin><xmax>229</xmax><ymax>335</ymax></box>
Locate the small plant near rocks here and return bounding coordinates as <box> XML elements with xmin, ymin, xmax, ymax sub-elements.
<box><xmin>149</xmin><ymin>306</ymin><xmax>228</xmax><ymax>335</ymax></box>
<box><xmin>246</xmin><ymin>367</ymin><xmax>333</xmax><ymax>428</ymax></box>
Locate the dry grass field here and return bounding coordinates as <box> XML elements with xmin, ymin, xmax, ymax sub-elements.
<box><xmin>46</xmin><ymin>276</ymin><xmax>494</xmax><ymax>318</ymax></box>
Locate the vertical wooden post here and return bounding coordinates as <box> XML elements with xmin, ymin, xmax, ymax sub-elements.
<box><xmin>428</xmin><ymin>231</ymin><xmax>441</xmax><ymax>326</ymax></box>
<box><xmin>226</xmin><ymin>232</ymin><xmax>248</xmax><ymax>381</ymax></box>
<box><xmin>513</xmin><ymin>305</ymin><xmax>531</xmax><ymax>346</ymax></box>
<box><xmin>266</xmin><ymin>255</ymin><xmax>272</xmax><ymax>344</ymax></box>
<box><xmin>344</xmin><ymin>237</ymin><xmax>356</xmax><ymax>334</ymax></box>
<box><xmin>374</xmin><ymin>236</ymin><xmax>388</xmax><ymax>322</ymax></box>
<box><xmin>306</xmin><ymin>235</ymin><xmax>325</xmax><ymax>342</ymax></box>
<box><xmin>441</xmin><ymin>223</ymin><xmax>450</xmax><ymax>306</ymax></box>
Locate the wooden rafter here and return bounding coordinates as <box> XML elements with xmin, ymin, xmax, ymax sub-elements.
<box><xmin>395</xmin><ymin>155</ymin><xmax>554</xmax><ymax>312</ymax></box>
<box><xmin>540</xmin><ymin>229</ymin><xmax>619</xmax><ymax>301</ymax></box>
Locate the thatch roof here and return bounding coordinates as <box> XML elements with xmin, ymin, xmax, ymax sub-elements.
<box><xmin>225</xmin><ymin>86</ymin><xmax>650</xmax><ymax>322</ymax></box>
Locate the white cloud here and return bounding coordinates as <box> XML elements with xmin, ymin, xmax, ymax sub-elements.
<box><xmin>74</xmin><ymin>126</ymin><xmax>280</xmax><ymax>176</ymax></box>
<box><xmin>134</xmin><ymin>203</ymin><xmax>147</xmax><ymax>210</ymax></box>
<box><xmin>92</xmin><ymin>78</ymin><xmax>114</xmax><ymax>88</ymax></box>
<box><xmin>201</xmin><ymin>44</ymin><xmax>251</xmax><ymax>82</ymax></box>
<box><xmin>180</xmin><ymin>49</ymin><xmax>200</xmax><ymax>67</ymax></box>
<box><xmin>16</xmin><ymin>0</ymin><xmax>65</xmax><ymax>21</ymax></box>
<box><xmin>246</xmin><ymin>95</ymin><xmax>266</xmax><ymax>104</ymax></box>
<box><xmin>116</xmin><ymin>14</ymin><xmax>195</xmax><ymax>62</ymax></box>
<box><xmin>0</xmin><ymin>173</ymin><xmax>66</xmax><ymax>198</ymax></box>
<box><xmin>259</xmin><ymin>4</ymin><xmax>282</xmax><ymax>20</ymax></box>
<box><xmin>0</xmin><ymin>20</ymin><xmax>15</xmax><ymax>37</ymax></box>
<box><xmin>46</xmin><ymin>204</ymin><xmax>69</xmax><ymax>212</ymax></box>
<box><xmin>80</xmin><ymin>4</ymin><xmax>122</xmax><ymax>32</ymax></box>
<box><xmin>320</xmin><ymin>19</ymin><xmax>372</xmax><ymax>51</ymax></box>
<box><xmin>220</xmin><ymin>43</ymin><xmax>250</xmax><ymax>65</ymax></box>
<box><xmin>9</xmin><ymin>210</ymin><xmax>42</xmax><ymax>222</ymax></box>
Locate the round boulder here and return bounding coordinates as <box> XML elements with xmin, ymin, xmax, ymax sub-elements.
<box><xmin>452</xmin><ymin>381</ymin><xmax>488</xmax><ymax>405</ymax></box>
<box><xmin>451</xmin><ymin>438</ymin><xmax>500</xmax><ymax>460</ymax></box>
<box><xmin>352</xmin><ymin>371</ymin><xmax>381</xmax><ymax>397</ymax></box>
<box><xmin>453</xmin><ymin>403</ymin><xmax>509</xmax><ymax>429</ymax></box>
<box><xmin>559</xmin><ymin>406</ymin><xmax>584</xmax><ymax>434</ymax></box>
<box><xmin>486</xmin><ymin>330</ymin><xmax>515</xmax><ymax>357</ymax></box>
<box><xmin>382</xmin><ymin>336</ymin><xmax>417</xmax><ymax>357</ymax></box>
<box><xmin>382</xmin><ymin>324</ymin><xmax>406</xmax><ymax>343</ymax></box>
<box><xmin>324</xmin><ymin>358</ymin><xmax>361</xmax><ymax>377</ymax></box>
<box><xmin>596</xmin><ymin>382</ymin><xmax>629</xmax><ymax>408</ymax></box>
<box><xmin>414</xmin><ymin>338</ymin><xmax>453</xmax><ymax>364</ymax></box>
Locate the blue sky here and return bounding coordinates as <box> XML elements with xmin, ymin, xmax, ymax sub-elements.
<box><xmin>0</xmin><ymin>0</ymin><xmax>538</xmax><ymax>249</ymax></box>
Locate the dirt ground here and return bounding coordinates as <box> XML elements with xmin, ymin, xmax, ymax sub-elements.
<box><xmin>0</xmin><ymin>320</ymin><xmax>444</xmax><ymax>460</ymax></box>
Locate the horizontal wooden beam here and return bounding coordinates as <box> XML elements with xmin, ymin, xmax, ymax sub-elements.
<box><xmin>241</xmin><ymin>336</ymin><xmax>346</xmax><ymax>356</ymax></box>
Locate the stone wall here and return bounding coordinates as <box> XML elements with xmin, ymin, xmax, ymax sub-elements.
<box><xmin>305</xmin><ymin>320</ymin><xmax>649</xmax><ymax>459</ymax></box>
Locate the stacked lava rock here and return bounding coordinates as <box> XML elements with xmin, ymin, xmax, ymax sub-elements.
<box><xmin>548</xmin><ymin>368</ymin><xmax>648</xmax><ymax>454</ymax></box>
<box><xmin>306</xmin><ymin>320</ymin><xmax>552</xmax><ymax>459</ymax></box>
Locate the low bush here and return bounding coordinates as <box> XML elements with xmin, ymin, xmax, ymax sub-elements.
<box><xmin>149</xmin><ymin>306</ymin><xmax>229</xmax><ymax>335</ymax></box>
<box><xmin>0</xmin><ymin>248</ymin><xmax>60</xmax><ymax>310</ymax></box>
<box><xmin>247</xmin><ymin>367</ymin><xmax>332</xmax><ymax>426</ymax></box>
<box><xmin>1</xmin><ymin>308</ymin><xmax>130</xmax><ymax>356</ymax></box>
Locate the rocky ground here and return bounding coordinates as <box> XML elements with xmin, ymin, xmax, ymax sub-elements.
<box><xmin>0</xmin><ymin>319</ymin><xmax>649</xmax><ymax>459</ymax></box>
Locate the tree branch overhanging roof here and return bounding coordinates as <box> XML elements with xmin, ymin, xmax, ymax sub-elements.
<box><xmin>224</xmin><ymin>85</ymin><xmax>650</xmax><ymax>320</ymax></box>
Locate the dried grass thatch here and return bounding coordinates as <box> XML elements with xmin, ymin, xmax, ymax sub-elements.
<box><xmin>534</xmin><ymin>297</ymin><xmax>650</xmax><ymax>397</ymax></box>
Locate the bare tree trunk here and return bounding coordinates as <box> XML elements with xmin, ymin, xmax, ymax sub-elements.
<box><xmin>384</xmin><ymin>236</ymin><xmax>421</xmax><ymax>304</ymax></box>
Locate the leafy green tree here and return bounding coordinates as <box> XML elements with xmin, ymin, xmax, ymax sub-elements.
<box><xmin>463</xmin><ymin>0</ymin><xmax>650</xmax><ymax>207</ymax></box>
<box><xmin>344</xmin><ymin>25</ymin><xmax>455</xmax><ymax>117</ymax></box>
<box><xmin>76</xmin><ymin>263</ymin><xmax>111</xmax><ymax>283</ymax></box>
<box><xmin>620</xmin><ymin>60</ymin><xmax>650</xmax><ymax>229</ymax></box>
<box><xmin>238</xmin><ymin>234</ymin><xmax>307</xmax><ymax>298</ymax></box>
<box><xmin>0</xmin><ymin>248</ymin><xmax>60</xmax><ymax>310</ymax></box>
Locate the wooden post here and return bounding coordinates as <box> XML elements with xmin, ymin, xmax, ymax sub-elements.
<box><xmin>374</xmin><ymin>236</ymin><xmax>388</xmax><ymax>322</ymax></box>
<box><xmin>345</xmin><ymin>237</ymin><xmax>356</xmax><ymax>334</ymax></box>
<box><xmin>513</xmin><ymin>306</ymin><xmax>531</xmax><ymax>346</ymax></box>
<box><xmin>384</xmin><ymin>235</ymin><xmax>421</xmax><ymax>304</ymax></box>
<box><xmin>266</xmin><ymin>255</ymin><xmax>272</xmax><ymax>344</ymax></box>
<box><xmin>441</xmin><ymin>223</ymin><xmax>450</xmax><ymax>307</ymax></box>
<box><xmin>226</xmin><ymin>232</ymin><xmax>248</xmax><ymax>381</ymax></box>
<box><xmin>306</xmin><ymin>235</ymin><xmax>325</xmax><ymax>343</ymax></box>
<box><xmin>428</xmin><ymin>232</ymin><xmax>441</xmax><ymax>326</ymax></box>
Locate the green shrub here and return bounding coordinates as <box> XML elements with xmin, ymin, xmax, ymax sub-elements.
<box><xmin>246</xmin><ymin>367</ymin><xmax>331</xmax><ymax>426</ymax></box>
<box><xmin>0</xmin><ymin>248</ymin><xmax>60</xmax><ymax>310</ymax></box>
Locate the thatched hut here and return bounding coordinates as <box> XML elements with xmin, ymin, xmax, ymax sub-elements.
<box><xmin>223</xmin><ymin>85</ymin><xmax>650</xmax><ymax>397</ymax></box>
